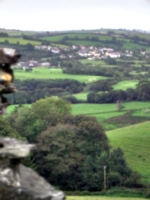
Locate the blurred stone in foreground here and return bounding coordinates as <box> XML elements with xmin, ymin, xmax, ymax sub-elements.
<box><xmin>0</xmin><ymin>48</ymin><xmax>21</xmax><ymax>114</ymax></box>
<box><xmin>0</xmin><ymin>137</ymin><xmax>65</xmax><ymax>200</ymax></box>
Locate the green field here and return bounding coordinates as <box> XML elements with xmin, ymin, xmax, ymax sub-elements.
<box><xmin>5</xmin><ymin>104</ymin><xmax>30</xmax><ymax>115</ymax></box>
<box><xmin>0</xmin><ymin>37</ymin><xmax>41</xmax><ymax>45</ymax></box>
<box><xmin>14</xmin><ymin>67</ymin><xmax>107</xmax><ymax>83</ymax></box>
<box><xmin>0</xmin><ymin>29</ymin><xmax>38</xmax><ymax>36</ymax></box>
<box><xmin>41</xmin><ymin>33</ymin><xmax>114</xmax><ymax>47</ymax></box>
<box><xmin>72</xmin><ymin>103</ymin><xmax>117</xmax><ymax>115</ymax></box>
<box><xmin>41</xmin><ymin>33</ymin><xmax>112</xmax><ymax>42</ymax></box>
<box><xmin>89</xmin><ymin>111</ymin><xmax>126</xmax><ymax>123</ymax></box>
<box><xmin>132</xmin><ymin>108</ymin><xmax>150</xmax><ymax>117</ymax></box>
<box><xmin>123</xmin><ymin>42</ymin><xmax>150</xmax><ymax>50</ymax></box>
<box><xmin>67</xmin><ymin>196</ymin><xmax>145</xmax><ymax>200</ymax></box>
<box><xmin>107</xmin><ymin>121</ymin><xmax>150</xmax><ymax>183</ymax></box>
<box><xmin>40</xmin><ymin>32</ymin><xmax>150</xmax><ymax>50</ymax></box>
<box><xmin>79</xmin><ymin>59</ymin><xmax>106</xmax><ymax>64</ymax></box>
<box><xmin>8</xmin><ymin>101</ymin><xmax>149</xmax><ymax>121</ymax></box>
<box><xmin>7</xmin><ymin>101</ymin><xmax>150</xmax><ymax>128</ymax></box>
<box><xmin>71</xmin><ymin>102</ymin><xmax>150</xmax><ymax>115</ymax></box>
<box><xmin>113</xmin><ymin>80</ymin><xmax>138</xmax><ymax>90</ymax></box>
<box><xmin>130</xmin><ymin>71</ymin><xmax>147</xmax><ymax>75</ymax></box>
<box><xmin>71</xmin><ymin>102</ymin><xmax>150</xmax><ymax>129</ymax></box>
<box><xmin>66</xmin><ymin>39</ymin><xmax>103</xmax><ymax>46</ymax></box>
<box><xmin>79</xmin><ymin>59</ymin><xmax>115</xmax><ymax>67</ymax></box>
<box><xmin>73</xmin><ymin>92</ymin><xmax>89</xmax><ymax>100</ymax></box>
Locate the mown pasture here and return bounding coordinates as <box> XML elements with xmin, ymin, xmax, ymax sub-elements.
<box><xmin>73</xmin><ymin>92</ymin><xmax>89</xmax><ymax>100</ymax></box>
<box><xmin>79</xmin><ymin>59</ymin><xmax>106</xmax><ymax>64</ymax></box>
<box><xmin>0</xmin><ymin>37</ymin><xmax>41</xmax><ymax>45</ymax></box>
<box><xmin>0</xmin><ymin>29</ymin><xmax>38</xmax><ymax>36</ymax></box>
<box><xmin>40</xmin><ymin>32</ymin><xmax>150</xmax><ymax>50</ymax></box>
<box><xmin>113</xmin><ymin>80</ymin><xmax>138</xmax><ymax>90</ymax></box>
<box><xmin>71</xmin><ymin>102</ymin><xmax>150</xmax><ymax>116</ymax></box>
<box><xmin>71</xmin><ymin>102</ymin><xmax>150</xmax><ymax>129</ymax></box>
<box><xmin>14</xmin><ymin>67</ymin><xmax>107</xmax><ymax>83</ymax></box>
<box><xmin>41</xmin><ymin>33</ymin><xmax>112</xmax><ymax>42</ymax></box>
<box><xmin>132</xmin><ymin>108</ymin><xmax>150</xmax><ymax>117</ymax></box>
<box><xmin>67</xmin><ymin>196</ymin><xmax>146</xmax><ymax>200</ymax></box>
<box><xmin>7</xmin><ymin>101</ymin><xmax>150</xmax><ymax>128</ymax></box>
<box><xmin>79</xmin><ymin>59</ymin><xmax>116</xmax><ymax>67</ymax></box>
<box><xmin>107</xmin><ymin>121</ymin><xmax>150</xmax><ymax>183</ymax></box>
<box><xmin>5</xmin><ymin>104</ymin><xmax>30</xmax><ymax>115</ymax></box>
<box><xmin>123</xmin><ymin>42</ymin><xmax>150</xmax><ymax>50</ymax></box>
<box><xmin>66</xmin><ymin>40</ymin><xmax>115</xmax><ymax>47</ymax></box>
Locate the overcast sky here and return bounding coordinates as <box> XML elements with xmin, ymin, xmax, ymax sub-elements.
<box><xmin>0</xmin><ymin>0</ymin><xmax>150</xmax><ymax>31</ymax></box>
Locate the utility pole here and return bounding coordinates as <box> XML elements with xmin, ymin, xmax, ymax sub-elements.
<box><xmin>103</xmin><ymin>165</ymin><xmax>107</xmax><ymax>190</ymax></box>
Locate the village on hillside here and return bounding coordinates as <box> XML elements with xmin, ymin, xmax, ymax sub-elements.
<box><xmin>15</xmin><ymin>43</ymin><xmax>150</xmax><ymax>70</ymax></box>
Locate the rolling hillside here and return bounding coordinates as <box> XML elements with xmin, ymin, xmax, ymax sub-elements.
<box><xmin>106</xmin><ymin>121</ymin><xmax>150</xmax><ymax>183</ymax></box>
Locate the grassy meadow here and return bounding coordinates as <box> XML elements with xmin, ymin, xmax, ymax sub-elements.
<box><xmin>73</xmin><ymin>92</ymin><xmax>89</xmax><ymax>100</ymax></box>
<box><xmin>14</xmin><ymin>67</ymin><xmax>107</xmax><ymax>83</ymax></box>
<box><xmin>71</xmin><ymin>101</ymin><xmax>150</xmax><ymax>130</ymax></box>
<box><xmin>132</xmin><ymin>109</ymin><xmax>150</xmax><ymax>117</ymax></box>
<box><xmin>39</xmin><ymin>32</ymin><xmax>150</xmax><ymax>50</ymax></box>
<box><xmin>71</xmin><ymin>102</ymin><xmax>150</xmax><ymax>116</ymax></box>
<box><xmin>122</xmin><ymin>42</ymin><xmax>150</xmax><ymax>50</ymax></box>
<box><xmin>113</xmin><ymin>80</ymin><xmax>138</xmax><ymax>90</ymax></box>
<box><xmin>67</xmin><ymin>197</ymin><xmax>145</xmax><ymax>200</ymax></box>
<box><xmin>79</xmin><ymin>59</ymin><xmax>116</xmax><ymax>67</ymax></box>
<box><xmin>0</xmin><ymin>29</ymin><xmax>38</xmax><ymax>36</ymax></box>
<box><xmin>7</xmin><ymin>101</ymin><xmax>150</xmax><ymax>129</ymax></box>
<box><xmin>0</xmin><ymin>37</ymin><xmax>41</xmax><ymax>45</ymax></box>
<box><xmin>107</xmin><ymin>121</ymin><xmax>150</xmax><ymax>183</ymax></box>
<box><xmin>41</xmin><ymin>33</ymin><xmax>112</xmax><ymax>42</ymax></box>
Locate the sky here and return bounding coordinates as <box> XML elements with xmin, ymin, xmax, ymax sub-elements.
<box><xmin>0</xmin><ymin>0</ymin><xmax>150</xmax><ymax>32</ymax></box>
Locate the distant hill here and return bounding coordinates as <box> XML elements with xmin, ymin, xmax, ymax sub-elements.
<box><xmin>106</xmin><ymin>121</ymin><xmax>150</xmax><ymax>183</ymax></box>
<box><xmin>1</xmin><ymin>28</ymin><xmax>150</xmax><ymax>50</ymax></box>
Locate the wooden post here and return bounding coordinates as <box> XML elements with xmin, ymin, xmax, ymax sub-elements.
<box><xmin>104</xmin><ymin>165</ymin><xmax>107</xmax><ymax>190</ymax></box>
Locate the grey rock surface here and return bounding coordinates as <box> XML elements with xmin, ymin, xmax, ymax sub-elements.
<box><xmin>0</xmin><ymin>137</ymin><xmax>65</xmax><ymax>200</ymax></box>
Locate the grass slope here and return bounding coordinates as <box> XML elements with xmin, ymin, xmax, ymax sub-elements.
<box><xmin>0</xmin><ymin>37</ymin><xmax>41</xmax><ymax>45</ymax></box>
<box><xmin>14</xmin><ymin>67</ymin><xmax>107</xmax><ymax>83</ymax></box>
<box><xmin>71</xmin><ymin>102</ymin><xmax>150</xmax><ymax>129</ymax></box>
<box><xmin>72</xmin><ymin>102</ymin><xmax>150</xmax><ymax>116</ymax></box>
<box><xmin>67</xmin><ymin>197</ymin><xmax>145</xmax><ymax>200</ymax></box>
<box><xmin>106</xmin><ymin>121</ymin><xmax>150</xmax><ymax>183</ymax></box>
<box><xmin>113</xmin><ymin>80</ymin><xmax>138</xmax><ymax>90</ymax></box>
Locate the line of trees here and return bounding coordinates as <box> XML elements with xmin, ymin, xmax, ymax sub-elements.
<box><xmin>6</xmin><ymin>79</ymin><xmax>84</xmax><ymax>104</ymax></box>
<box><xmin>5</xmin><ymin>79</ymin><xmax>150</xmax><ymax>105</ymax></box>
<box><xmin>87</xmin><ymin>80</ymin><xmax>150</xmax><ymax>103</ymax></box>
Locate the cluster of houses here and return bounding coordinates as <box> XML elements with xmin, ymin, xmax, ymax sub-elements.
<box><xmin>78</xmin><ymin>47</ymin><xmax>124</xmax><ymax>59</ymax></box>
<box><xmin>34</xmin><ymin>44</ymin><xmax>133</xmax><ymax>60</ymax></box>
<box><xmin>15</xmin><ymin>43</ymin><xmax>150</xmax><ymax>70</ymax></box>
<box><xmin>15</xmin><ymin>60</ymin><xmax>50</xmax><ymax>70</ymax></box>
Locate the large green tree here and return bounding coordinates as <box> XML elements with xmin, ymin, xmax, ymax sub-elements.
<box><xmin>136</xmin><ymin>80</ymin><xmax>150</xmax><ymax>100</ymax></box>
<box><xmin>6</xmin><ymin>97</ymin><xmax>71</xmax><ymax>142</ymax></box>
<box><xmin>34</xmin><ymin>115</ymin><xmax>110</xmax><ymax>191</ymax></box>
<box><xmin>0</xmin><ymin>117</ymin><xmax>21</xmax><ymax>138</ymax></box>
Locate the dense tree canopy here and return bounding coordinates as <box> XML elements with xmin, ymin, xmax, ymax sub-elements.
<box><xmin>7</xmin><ymin>79</ymin><xmax>84</xmax><ymax>104</ymax></box>
<box><xmin>7</xmin><ymin>97</ymin><xmax>71</xmax><ymax>142</ymax></box>
<box><xmin>0</xmin><ymin>117</ymin><xmax>21</xmax><ymax>138</ymax></box>
<box><xmin>34</xmin><ymin>115</ymin><xmax>110</xmax><ymax>191</ymax></box>
<box><xmin>5</xmin><ymin>97</ymin><xmax>145</xmax><ymax>191</ymax></box>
